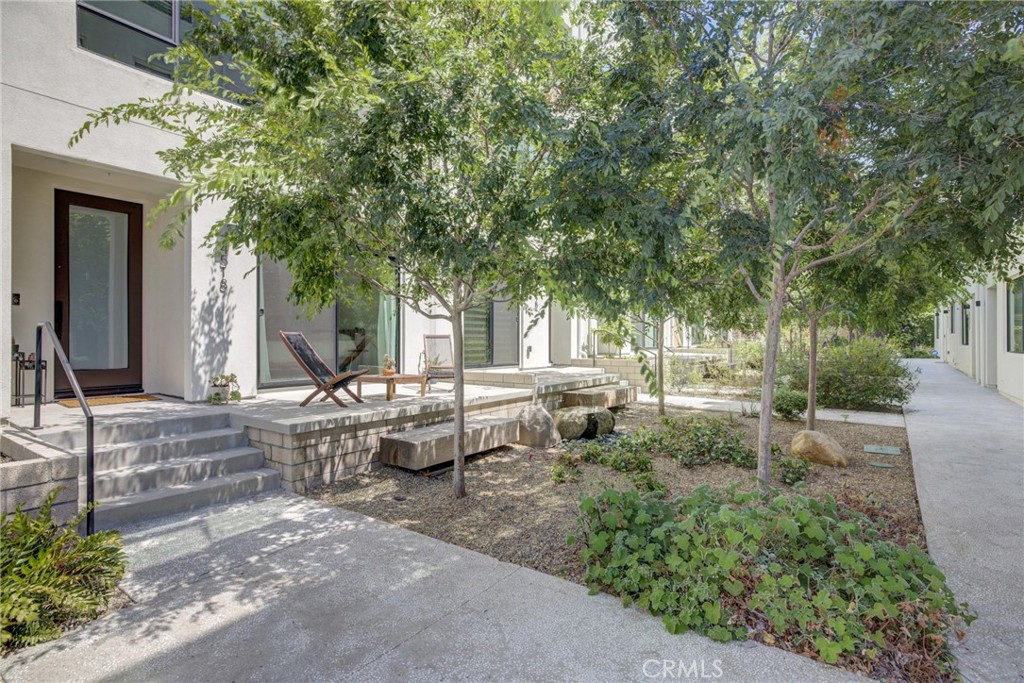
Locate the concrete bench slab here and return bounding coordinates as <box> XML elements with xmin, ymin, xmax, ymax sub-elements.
<box><xmin>379</xmin><ymin>416</ymin><xmax>520</xmax><ymax>470</ymax></box>
<box><xmin>562</xmin><ymin>384</ymin><xmax>637</xmax><ymax>409</ymax></box>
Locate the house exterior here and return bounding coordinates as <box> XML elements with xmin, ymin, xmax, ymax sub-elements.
<box><xmin>933</xmin><ymin>263</ymin><xmax>1024</xmax><ymax>404</ymax></box>
<box><xmin>1</xmin><ymin>1</ymin><xmax>570</xmax><ymax>422</ymax></box>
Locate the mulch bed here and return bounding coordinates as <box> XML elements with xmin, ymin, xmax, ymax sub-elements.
<box><xmin>310</xmin><ymin>404</ymin><xmax>924</xmax><ymax>585</ymax></box>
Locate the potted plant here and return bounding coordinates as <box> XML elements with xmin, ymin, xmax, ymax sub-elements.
<box><xmin>382</xmin><ymin>355</ymin><xmax>397</xmax><ymax>376</ymax></box>
<box><xmin>209</xmin><ymin>372</ymin><xmax>241</xmax><ymax>404</ymax></box>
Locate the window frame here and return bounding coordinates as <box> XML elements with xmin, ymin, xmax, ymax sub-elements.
<box><xmin>78</xmin><ymin>0</ymin><xmax>181</xmax><ymax>46</ymax></box>
<box><xmin>1009</xmin><ymin>275</ymin><xmax>1024</xmax><ymax>354</ymax></box>
<box><xmin>961</xmin><ymin>302</ymin><xmax>970</xmax><ymax>345</ymax></box>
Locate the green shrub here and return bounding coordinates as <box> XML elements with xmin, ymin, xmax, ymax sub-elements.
<box><xmin>570</xmin><ymin>433</ymin><xmax>654</xmax><ymax>474</ymax></box>
<box><xmin>551</xmin><ymin>453</ymin><xmax>581</xmax><ymax>484</ymax></box>
<box><xmin>630</xmin><ymin>470</ymin><xmax>667</xmax><ymax>495</ymax></box>
<box><xmin>575</xmin><ymin>487</ymin><xmax>972</xmax><ymax>680</ymax></box>
<box><xmin>660</xmin><ymin>416</ymin><xmax>756</xmax><ymax>470</ymax></box>
<box><xmin>774</xmin><ymin>456</ymin><xmax>811</xmax><ymax>485</ymax></box>
<box><xmin>1</xmin><ymin>489</ymin><xmax>126</xmax><ymax>650</ymax></box>
<box><xmin>734</xmin><ymin>340</ymin><xmax>764</xmax><ymax>370</ymax></box>
<box><xmin>772</xmin><ymin>388</ymin><xmax>807</xmax><ymax>420</ymax></box>
<box><xmin>786</xmin><ymin>337</ymin><xmax>918</xmax><ymax>410</ymax></box>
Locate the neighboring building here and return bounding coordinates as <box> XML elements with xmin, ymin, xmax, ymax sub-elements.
<box><xmin>934</xmin><ymin>263</ymin><xmax>1024</xmax><ymax>404</ymax></box>
<box><xmin>1</xmin><ymin>1</ymin><xmax>568</xmax><ymax>421</ymax></box>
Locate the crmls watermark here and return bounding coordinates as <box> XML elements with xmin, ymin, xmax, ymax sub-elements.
<box><xmin>642</xmin><ymin>659</ymin><xmax>724</xmax><ymax>679</ymax></box>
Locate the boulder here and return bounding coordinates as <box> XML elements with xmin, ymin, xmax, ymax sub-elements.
<box><xmin>791</xmin><ymin>430</ymin><xmax>848</xmax><ymax>467</ymax></box>
<box><xmin>553</xmin><ymin>406</ymin><xmax>615</xmax><ymax>440</ymax></box>
<box><xmin>517</xmin><ymin>404</ymin><xmax>561</xmax><ymax>448</ymax></box>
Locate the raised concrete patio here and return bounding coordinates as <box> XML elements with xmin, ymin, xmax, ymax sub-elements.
<box><xmin>0</xmin><ymin>491</ymin><xmax>863</xmax><ymax>683</ymax></box>
<box><xmin>6</xmin><ymin>367</ymin><xmax>620</xmax><ymax>495</ymax></box>
<box><xmin>904</xmin><ymin>360</ymin><xmax>1024</xmax><ymax>682</ymax></box>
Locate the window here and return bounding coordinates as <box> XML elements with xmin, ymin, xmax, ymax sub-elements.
<box><xmin>961</xmin><ymin>303</ymin><xmax>970</xmax><ymax>345</ymax></box>
<box><xmin>77</xmin><ymin>1</ymin><xmax>248</xmax><ymax>95</ymax></box>
<box><xmin>1009</xmin><ymin>276</ymin><xmax>1024</xmax><ymax>354</ymax></box>
<box><xmin>950</xmin><ymin>305</ymin><xmax>955</xmax><ymax>333</ymax></box>
<box><xmin>256</xmin><ymin>261</ymin><xmax>399</xmax><ymax>387</ymax></box>
<box><xmin>463</xmin><ymin>300</ymin><xmax>519</xmax><ymax>367</ymax></box>
<box><xmin>934</xmin><ymin>311</ymin><xmax>939</xmax><ymax>339</ymax></box>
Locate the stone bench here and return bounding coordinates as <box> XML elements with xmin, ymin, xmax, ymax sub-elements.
<box><xmin>562</xmin><ymin>384</ymin><xmax>637</xmax><ymax>409</ymax></box>
<box><xmin>379</xmin><ymin>416</ymin><xmax>520</xmax><ymax>470</ymax></box>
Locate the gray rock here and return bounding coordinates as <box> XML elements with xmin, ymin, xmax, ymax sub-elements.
<box><xmin>517</xmin><ymin>404</ymin><xmax>561</xmax><ymax>447</ymax></box>
<box><xmin>553</xmin><ymin>406</ymin><xmax>615</xmax><ymax>440</ymax></box>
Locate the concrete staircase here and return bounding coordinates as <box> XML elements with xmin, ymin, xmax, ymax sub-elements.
<box><xmin>44</xmin><ymin>412</ymin><xmax>280</xmax><ymax>529</ymax></box>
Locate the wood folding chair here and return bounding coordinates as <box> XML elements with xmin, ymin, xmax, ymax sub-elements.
<box><xmin>278</xmin><ymin>331</ymin><xmax>368</xmax><ymax>408</ymax></box>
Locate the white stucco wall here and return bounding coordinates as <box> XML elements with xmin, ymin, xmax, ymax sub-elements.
<box><xmin>1</xmin><ymin>0</ymin><xmax>248</xmax><ymax>407</ymax></box>
<box><xmin>935</xmin><ymin>268</ymin><xmax>1024</xmax><ymax>405</ymax></box>
<box><xmin>9</xmin><ymin>162</ymin><xmax>188</xmax><ymax>400</ymax></box>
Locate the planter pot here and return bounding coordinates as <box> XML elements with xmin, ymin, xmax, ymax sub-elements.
<box><xmin>382</xmin><ymin>368</ymin><xmax>396</xmax><ymax>376</ymax></box>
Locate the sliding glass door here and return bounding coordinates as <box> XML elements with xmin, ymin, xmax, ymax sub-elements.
<box><xmin>257</xmin><ymin>261</ymin><xmax>398</xmax><ymax>387</ymax></box>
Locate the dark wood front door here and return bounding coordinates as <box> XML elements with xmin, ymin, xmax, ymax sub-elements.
<box><xmin>54</xmin><ymin>190</ymin><xmax>143</xmax><ymax>397</ymax></box>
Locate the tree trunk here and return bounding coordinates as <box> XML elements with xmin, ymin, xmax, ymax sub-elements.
<box><xmin>656</xmin><ymin>317</ymin><xmax>666</xmax><ymax>417</ymax></box>
<box><xmin>806</xmin><ymin>314</ymin><xmax>819</xmax><ymax>431</ymax></box>
<box><xmin>757</xmin><ymin>260</ymin><xmax>788</xmax><ymax>489</ymax></box>
<box><xmin>451</xmin><ymin>283</ymin><xmax>467</xmax><ymax>499</ymax></box>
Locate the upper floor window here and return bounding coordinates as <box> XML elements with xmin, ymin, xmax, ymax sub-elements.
<box><xmin>76</xmin><ymin>1</ymin><xmax>248</xmax><ymax>95</ymax></box>
<box><xmin>961</xmin><ymin>303</ymin><xmax>970</xmax><ymax>345</ymax></box>
<box><xmin>1009</xmin><ymin>276</ymin><xmax>1024</xmax><ymax>354</ymax></box>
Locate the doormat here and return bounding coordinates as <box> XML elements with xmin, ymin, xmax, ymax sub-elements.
<box><xmin>58</xmin><ymin>394</ymin><xmax>161</xmax><ymax>408</ymax></box>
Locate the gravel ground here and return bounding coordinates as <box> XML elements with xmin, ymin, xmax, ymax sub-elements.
<box><xmin>310</xmin><ymin>404</ymin><xmax>923</xmax><ymax>585</ymax></box>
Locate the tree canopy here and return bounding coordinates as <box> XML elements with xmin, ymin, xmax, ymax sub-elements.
<box><xmin>74</xmin><ymin>0</ymin><xmax>581</xmax><ymax>497</ymax></box>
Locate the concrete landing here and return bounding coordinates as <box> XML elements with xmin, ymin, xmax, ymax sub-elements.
<box><xmin>0</xmin><ymin>492</ymin><xmax>863</xmax><ymax>683</ymax></box>
<box><xmin>379</xmin><ymin>416</ymin><xmax>520</xmax><ymax>470</ymax></box>
<box><xmin>904</xmin><ymin>360</ymin><xmax>1024</xmax><ymax>683</ymax></box>
<box><xmin>563</xmin><ymin>383</ymin><xmax>637</xmax><ymax>409</ymax></box>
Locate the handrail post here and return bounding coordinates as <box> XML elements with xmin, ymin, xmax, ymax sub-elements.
<box><xmin>86</xmin><ymin>414</ymin><xmax>95</xmax><ymax>535</ymax></box>
<box><xmin>31</xmin><ymin>321</ymin><xmax>97</xmax><ymax>535</ymax></box>
<box><xmin>33</xmin><ymin>324</ymin><xmax>43</xmax><ymax>429</ymax></box>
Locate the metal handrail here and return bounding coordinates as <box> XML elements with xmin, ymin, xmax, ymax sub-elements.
<box><xmin>33</xmin><ymin>322</ymin><xmax>95</xmax><ymax>536</ymax></box>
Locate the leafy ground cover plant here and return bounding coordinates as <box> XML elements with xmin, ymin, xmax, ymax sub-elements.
<box><xmin>772</xmin><ymin>388</ymin><xmax>808</xmax><ymax>420</ymax></box>
<box><xmin>574</xmin><ymin>487</ymin><xmax>972</xmax><ymax>681</ymax></box>
<box><xmin>786</xmin><ymin>337</ymin><xmax>918</xmax><ymax>410</ymax></box>
<box><xmin>570</xmin><ymin>434</ymin><xmax>665</xmax><ymax>492</ymax></box>
<box><xmin>1</xmin><ymin>489</ymin><xmax>126</xmax><ymax>651</ymax></box>
<box><xmin>660</xmin><ymin>416</ymin><xmax>757</xmax><ymax>469</ymax></box>
<box><xmin>773</xmin><ymin>456</ymin><xmax>812</xmax><ymax>485</ymax></box>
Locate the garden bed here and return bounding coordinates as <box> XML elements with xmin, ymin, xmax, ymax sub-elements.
<box><xmin>310</xmin><ymin>404</ymin><xmax>924</xmax><ymax>583</ymax></box>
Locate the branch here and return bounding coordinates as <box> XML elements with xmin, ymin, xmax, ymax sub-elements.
<box><xmin>791</xmin><ymin>196</ymin><xmax>925</xmax><ymax>279</ymax></box>
<box><xmin>737</xmin><ymin>263</ymin><xmax>767</xmax><ymax>306</ymax></box>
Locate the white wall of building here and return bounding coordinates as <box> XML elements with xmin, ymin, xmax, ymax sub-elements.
<box><xmin>935</xmin><ymin>265</ymin><xmax>1024</xmax><ymax>405</ymax></box>
<box><xmin>1</xmin><ymin>0</ymin><xmax>248</xmax><ymax>411</ymax></box>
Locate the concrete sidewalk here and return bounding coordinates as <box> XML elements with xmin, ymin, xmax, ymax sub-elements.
<box><xmin>636</xmin><ymin>392</ymin><xmax>906</xmax><ymax>427</ymax></box>
<box><xmin>0</xmin><ymin>492</ymin><xmax>861</xmax><ymax>683</ymax></box>
<box><xmin>904</xmin><ymin>360</ymin><xmax>1024</xmax><ymax>682</ymax></box>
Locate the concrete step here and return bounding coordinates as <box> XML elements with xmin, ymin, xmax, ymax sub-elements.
<box><xmin>379</xmin><ymin>416</ymin><xmax>520</xmax><ymax>471</ymax></box>
<box><xmin>42</xmin><ymin>412</ymin><xmax>233</xmax><ymax>450</ymax></box>
<box><xmin>94</xmin><ymin>447</ymin><xmax>265</xmax><ymax>498</ymax></box>
<box><xmin>93</xmin><ymin>469</ymin><xmax>282</xmax><ymax>530</ymax></box>
<box><xmin>82</xmin><ymin>428</ymin><xmax>248</xmax><ymax>472</ymax></box>
<box><xmin>562</xmin><ymin>383</ymin><xmax>637</xmax><ymax>409</ymax></box>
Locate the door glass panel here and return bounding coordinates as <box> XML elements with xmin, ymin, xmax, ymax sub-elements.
<box><xmin>338</xmin><ymin>287</ymin><xmax>397</xmax><ymax>373</ymax></box>
<box><xmin>257</xmin><ymin>260</ymin><xmax>336</xmax><ymax>384</ymax></box>
<box><xmin>69</xmin><ymin>206</ymin><xmax>129</xmax><ymax>370</ymax></box>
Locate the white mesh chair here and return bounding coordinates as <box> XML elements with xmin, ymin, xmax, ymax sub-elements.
<box><xmin>422</xmin><ymin>334</ymin><xmax>456</xmax><ymax>390</ymax></box>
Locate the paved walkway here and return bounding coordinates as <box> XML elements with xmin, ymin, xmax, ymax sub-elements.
<box><xmin>0</xmin><ymin>492</ymin><xmax>861</xmax><ymax>683</ymax></box>
<box><xmin>903</xmin><ymin>360</ymin><xmax>1024</xmax><ymax>682</ymax></box>
<box><xmin>636</xmin><ymin>393</ymin><xmax>906</xmax><ymax>427</ymax></box>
